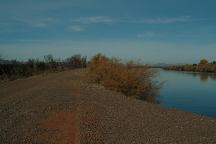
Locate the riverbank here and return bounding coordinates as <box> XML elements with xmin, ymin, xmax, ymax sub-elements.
<box><xmin>162</xmin><ymin>62</ymin><xmax>216</xmax><ymax>74</ymax></box>
<box><xmin>163</xmin><ymin>68</ymin><xmax>216</xmax><ymax>75</ymax></box>
<box><xmin>0</xmin><ymin>69</ymin><xmax>216</xmax><ymax>143</ymax></box>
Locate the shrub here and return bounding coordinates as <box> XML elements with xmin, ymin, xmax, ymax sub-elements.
<box><xmin>199</xmin><ymin>59</ymin><xmax>209</xmax><ymax>65</ymax></box>
<box><xmin>86</xmin><ymin>53</ymin><xmax>158</xmax><ymax>102</ymax></box>
<box><xmin>0</xmin><ymin>54</ymin><xmax>87</xmax><ymax>81</ymax></box>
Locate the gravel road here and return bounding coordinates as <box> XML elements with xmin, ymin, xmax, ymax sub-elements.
<box><xmin>0</xmin><ymin>69</ymin><xmax>216</xmax><ymax>144</ymax></box>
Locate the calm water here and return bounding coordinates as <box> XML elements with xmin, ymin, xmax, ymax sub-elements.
<box><xmin>154</xmin><ymin>69</ymin><xmax>216</xmax><ymax>118</ymax></box>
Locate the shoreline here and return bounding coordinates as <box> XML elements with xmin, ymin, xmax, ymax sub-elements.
<box><xmin>162</xmin><ymin>68</ymin><xmax>216</xmax><ymax>75</ymax></box>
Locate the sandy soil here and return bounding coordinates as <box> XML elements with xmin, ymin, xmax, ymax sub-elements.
<box><xmin>0</xmin><ymin>69</ymin><xmax>216</xmax><ymax>144</ymax></box>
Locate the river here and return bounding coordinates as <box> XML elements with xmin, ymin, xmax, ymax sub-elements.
<box><xmin>154</xmin><ymin>69</ymin><xmax>216</xmax><ymax>118</ymax></box>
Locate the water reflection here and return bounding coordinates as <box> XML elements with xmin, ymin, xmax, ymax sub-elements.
<box><xmin>191</xmin><ymin>72</ymin><xmax>216</xmax><ymax>82</ymax></box>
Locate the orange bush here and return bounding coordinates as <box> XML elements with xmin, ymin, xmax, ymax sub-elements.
<box><xmin>86</xmin><ymin>53</ymin><xmax>157</xmax><ymax>102</ymax></box>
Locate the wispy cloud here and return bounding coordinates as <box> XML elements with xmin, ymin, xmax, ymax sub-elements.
<box><xmin>136</xmin><ymin>32</ymin><xmax>157</xmax><ymax>38</ymax></box>
<box><xmin>131</xmin><ymin>16</ymin><xmax>192</xmax><ymax>24</ymax></box>
<box><xmin>31</xmin><ymin>17</ymin><xmax>54</xmax><ymax>28</ymax></box>
<box><xmin>32</xmin><ymin>22</ymin><xmax>47</xmax><ymax>28</ymax></box>
<box><xmin>68</xmin><ymin>25</ymin><xmax>85</xmax><ymax>32</ymax></box>
<box><xmin>72</xmin><ymin>16</ymin><xmax>114</xmax><ymax>24</ymax></box>
<box><xmin>136</xmin><ymin>30</ymin><xmax>208</xmax><ymax>39</ymax></box>
<box><xmin>72</xmin><ymin>15</ymin><xmax>195</xmax><ymax>25</ymax></box>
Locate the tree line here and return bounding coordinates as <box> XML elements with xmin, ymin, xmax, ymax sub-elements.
<box><xmin>0</xmin><ymin>54</ymin><xmax>87</xmax><ymax>80</ymax></box>
<box><xmin>163</xmin><ymin>59</ymin><xmax>216</xmax><ymax>73</ymax></box>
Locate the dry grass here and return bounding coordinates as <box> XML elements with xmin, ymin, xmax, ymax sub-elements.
<box><xmin>86</xmin><ymin>53</ymin><xmax>158</xmax><ymax>102</ymax></box>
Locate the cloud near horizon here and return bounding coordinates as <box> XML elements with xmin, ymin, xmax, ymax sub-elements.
<box><xmin>132</xmin><ymin>16</ymin><xmax>193</xmax><ymax>24</ymax></box>
<box><xmin>71</xmin><ymin>16</ymin><xmax>194</xmax><ymax>25</ymax></box>
<box><xmin>72</xmin><ymin>16</ymin><xmax>115</xmax><ymax>24</ymax></box>
<box><xmin>68</xmin><ymin>25</ymin><xmax>85</xmax><ymax>32</ymax></box>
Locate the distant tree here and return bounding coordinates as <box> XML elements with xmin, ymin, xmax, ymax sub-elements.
<box><xmin>44</xmin><ymin>54</ymin><xmax>54</xmax><ymax>63</ymax></box>
<box><xmin>66</xmin><ymin>54</ymin><xmax>87</xmax><ymax>68</ymax></box>
<box><xmin>199</xmin><ymin>59</ymin><xmax>208</xmax><ymax>65</ymax></box>
<box><xmin>81</xmin><ymin>56</ymin><xmax>87</xmax><ymax>68</ymax></box>
<box><xmin>212</xmin><ymin>61</ymin><xmax>216</xmax><ymax>64</ymax></box>
<box><xmin>44</xmin><ymin>54</ymin><xmax>58</xmax><ymax>70</ymax></box>
<box><xmin>0</xmin><ymin>53</ymin><xmax>3</xmax><ymax>61</ymax></box>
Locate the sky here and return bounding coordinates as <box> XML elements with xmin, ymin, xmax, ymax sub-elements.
<box><xmin>0</xmin><ymin>0</ymin><xmax>216</xmax><ymax>64</ymax></box>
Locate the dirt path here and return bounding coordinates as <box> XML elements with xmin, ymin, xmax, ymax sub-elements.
<box><xmin>0</xmin><ymin>69</ymin><xmax>216</xmax><ymax>144</ymax></box>
<box><xmin>0</xmin><ymin>70</ymin><xmax>82</xmax><ymax>144</ymax></box>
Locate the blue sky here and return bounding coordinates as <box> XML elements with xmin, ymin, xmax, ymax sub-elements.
<box><xmin>0</xmin><ymin>0</ymin><xmax>215</xmax><ymax>64</ymax></box>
